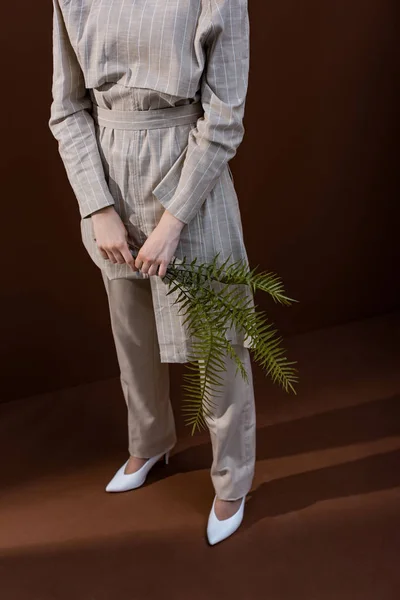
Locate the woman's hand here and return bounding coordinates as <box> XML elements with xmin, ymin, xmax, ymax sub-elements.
<box><xmin>91</xmin><ymin>206</ymin><xmax>138</xmax><ymax>272</ymax></box>
<box><xmin>135</xmin><ymin>211</ymin><xmax>185</xmax><ymax>278</ymax></box>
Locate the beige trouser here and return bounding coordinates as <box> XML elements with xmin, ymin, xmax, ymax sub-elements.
<box><xmin>100</xmin><ymin>271</ymin><xmax>256</xmax><ymax>500</ymax></box>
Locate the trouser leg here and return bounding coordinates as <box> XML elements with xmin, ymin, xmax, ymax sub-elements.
<box><xmin>101</xmin><ymin>270</ymin><xmax>176</xmax><ymax>458</ymax></box>
<box><xmin>204</xmin><ymin>345</ymin><xmax>256</xmax><ymax>500</ymax></box>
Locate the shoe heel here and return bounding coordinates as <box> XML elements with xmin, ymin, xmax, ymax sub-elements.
<box><xmin>164</xmin><ymin>450</ymin><xmax>170</xmax><ymax>465</ymax></box>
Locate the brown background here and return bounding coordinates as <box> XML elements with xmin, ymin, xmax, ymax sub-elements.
<box><xmin>1</xmin><ymin>0</ymin><xmax>398</xmax><ymax>402</ymax></box>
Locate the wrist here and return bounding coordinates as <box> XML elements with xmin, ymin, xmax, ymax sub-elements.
<box><xmin>160</xmin><ymin>209</ymin><xmax>185</xmax><ymax>233</ymax></box>
<box><xmin>91</xmin><ymin>205</ymin><xmax>115</xmax><ymax>219</ymax></box>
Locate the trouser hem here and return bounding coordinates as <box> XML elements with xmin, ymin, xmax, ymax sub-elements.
<box><xmin>128</xmin><ymin>438</ymin><xmax>177</xmax><ymax>459</ymax></box>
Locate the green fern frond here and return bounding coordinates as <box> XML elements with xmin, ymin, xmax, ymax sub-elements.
<box><xmin>182</xmin><ymin>333</ymin><xmax>230</xmax><ymax>434</ymax></box>
<box><xmin>160</xmin><ymin>253</ymin><xmax>299</xmax><ymax>434</ymax></box>
<box><xmin>196</xmin><ymin>284</ymin><xmax>299</xmax><ymax>398</ymax></box>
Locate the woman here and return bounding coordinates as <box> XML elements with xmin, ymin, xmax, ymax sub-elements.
<box><xmin>49</xmin><ymin>0</ymin><xmax>255</xmax><ymax>545</ymax></box>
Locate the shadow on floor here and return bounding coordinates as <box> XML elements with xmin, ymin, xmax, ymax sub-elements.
<box><xmin>1</xmin><ymin>394</ymin><xmax>399</xmax><ymax>496</ymax></box>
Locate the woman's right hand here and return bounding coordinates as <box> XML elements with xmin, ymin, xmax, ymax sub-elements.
<box><xmin>91</xmin><ymin>206</ymin><xmax>138</xmax><ymax>272</ymax></box>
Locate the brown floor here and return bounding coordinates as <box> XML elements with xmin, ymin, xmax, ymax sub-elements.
<box><xmin>0</xmin><ymin>311</ymin><xmax>399</xmax><ymax>600</ymax></box>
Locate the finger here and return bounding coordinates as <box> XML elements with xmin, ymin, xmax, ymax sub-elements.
<box><xmin>99</xmin><ymin>248</ymin><xmax>109</xmax><ymax>260</ymax></box>
<box><xmin>158</xmin><ymin>261</ymin><xmax>168</xmax><ymax>278</ymax></box>
<box><xmin>147</xmin><ymin>262</ymin><xmax>160</xmax><ymax>277</ymax></box>
<box><xmin>97</xmin><ymin>240</ymin><xmax>118</xmax><ymax>263</ymax></box>
<box><xmin>140</xmin><ymin>260</ymin><xmax>152</xmax><ymax>275</ymax></box>
<box><xmin>120</xmin><ymin>245</ymin><xmax>139</xmax><ymax>271</ymax></box>
<box><xmin>103</xmin><ymin>249</ymin><xmax>117</xmax><ymax>263</ymax></box>
<box><xmin>111</xmin><ymin>248</ymin><xmax>126</xmax><ymax>264</ymax></box>
<box><xmin>96</xmin><ymin>241</ymin><xmax>110</xmax><ymax>260</ymax></box>
<box><xmin>135</xmin><ymin>255</ymin><xmax>143</xmax><ymax>271</ymax></box>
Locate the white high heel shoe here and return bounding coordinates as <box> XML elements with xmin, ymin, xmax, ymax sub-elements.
<box><xmin>206</xmin><ymin>495</ymin><xmax>246</xmax><ymax>545</ymax></box>
<box><xmin>105</xmin><ymin>450</ymin><xmax>170</xmax><ymax>492</ymax></box>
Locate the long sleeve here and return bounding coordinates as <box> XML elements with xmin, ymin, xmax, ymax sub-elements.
<box><xmin>48</xmin><ymin>0</ymin><xmax>115</xmax><ymax>219</ymax></box>
<box><xmin>152</xmin><ymin>0</ymin><xmax>250</xmax><ymax>225</ymax></box>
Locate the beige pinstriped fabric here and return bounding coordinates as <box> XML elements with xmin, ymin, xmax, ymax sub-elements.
<box><xmin>49</xmin><ymin>0</ymin><xmax>254</xmax><ymax>363</ymax></box>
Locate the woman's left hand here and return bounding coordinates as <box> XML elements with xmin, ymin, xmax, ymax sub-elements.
<box><xmin>135</xmin><ymin>211</ymin><xmax>185</xmax><ymax>278</ymax></box>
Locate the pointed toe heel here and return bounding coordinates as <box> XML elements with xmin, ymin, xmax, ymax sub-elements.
<box><xmin>206</xmin><ymin>496</ymin><xmax>246</xmax><ymax>546</ymax></box>
<box><xmin>105</xmin><ymin>449</ymin><xmax>172</xmax><ymax>493</ymax></box>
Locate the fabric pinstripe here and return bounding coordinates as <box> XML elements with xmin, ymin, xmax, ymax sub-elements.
<box><xmin>49</xmin><ymin>0</ymin><xmax>253</xmax><ymax>363</ymax></box>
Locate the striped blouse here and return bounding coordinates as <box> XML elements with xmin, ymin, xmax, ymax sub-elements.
<box><xmin>49</xmin><ymin>0</ymin><xmax>250</xmax><ymax>224</ymax></box>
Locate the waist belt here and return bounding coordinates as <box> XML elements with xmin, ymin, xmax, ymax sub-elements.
<box><xmin>91</xmin><ymin>100</ymin><xmax>204</xmax><ymax>130</ymax></box>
